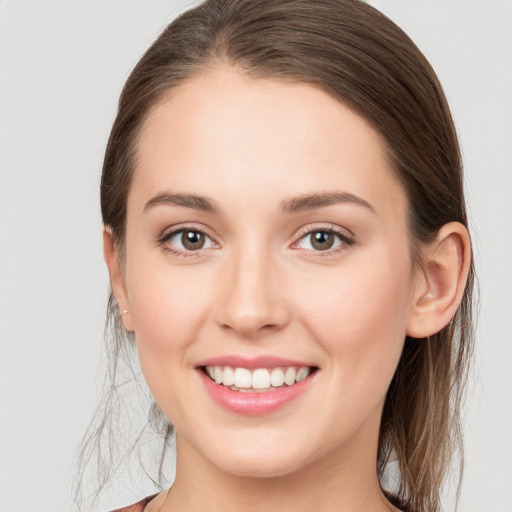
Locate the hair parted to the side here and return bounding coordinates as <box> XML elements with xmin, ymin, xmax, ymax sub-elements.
<box><xmin>76</xmin><ymin>1</ymin><xmax>475</xmax><ymax>511</ymax></box>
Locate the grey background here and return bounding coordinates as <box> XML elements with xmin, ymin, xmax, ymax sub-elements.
<box><xmin>0</xmin><ymin>1</ymin><xmax>511</xmax><ymax>510</ymax></box>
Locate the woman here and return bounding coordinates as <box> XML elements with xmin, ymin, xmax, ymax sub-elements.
<box><xmin>78</xmin><ymin>1</ymin><xmax>475</xmax><ymax>511</ymax></box>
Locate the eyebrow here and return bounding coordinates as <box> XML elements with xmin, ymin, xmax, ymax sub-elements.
<box><xmin>281</xmin><ymin>191</ymin><xmax>375</xmax><ymax>214</ymax></box>
<box><xmin>144</xmin><ymin>192</ymin><xmax>220</xmax><ymax>213</ymax></box>
<box><xmin>143</xmin><ymin>190</ymin><xmax>375</xmax><ymax>215</ymax></box>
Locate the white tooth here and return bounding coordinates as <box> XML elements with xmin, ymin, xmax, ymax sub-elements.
<box><xmin>234</xmin><ymin>368</ymin><xmax>252</xmax><ymax>388</ymax></box>
<box><xmin>214</xmin><ymin>366</ymin><xmax>223</xmax><ymax>384</ymax></box>
<box><xmin>296</xmin><ymin>367</ymin><xmax>310</xmax><ymax>382</ymax></box>
<box><xmin>284</xmin><ymin>367</ymin><xmax>296</xmax><ymax>386</ymax></box>
<box><xmin>223</xmin><ymin>366</ymin><xmax>235</xmax><ymax>386</ymax></box>
<box><xmin>252</xmin><ymin>369</ymin><xmax>271</xmax><ymax>389</ymax></box>
<box><xmin>206</xmin><ymin>366</ymin><xmax>215</xmax><ymax>380</ymax></box>
<box><xmin>270</xmin><ymin>368</ymin><xmax>285</xmax><ymax>387</ymax></box>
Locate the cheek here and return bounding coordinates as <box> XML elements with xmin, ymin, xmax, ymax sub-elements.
<box><xmin>125</xmin><ymin>264</ymin><xmax>218</xmax><ymax>427</ymax></box>
<box><xmin>295</xmin><ymin>249</ymin><xmax>413</xmax><ymax>393</ymax></box>
<box><xmin>124</xmin><ymin>250</ymin><xmax>214</xmax><ymax>378</ymax></box>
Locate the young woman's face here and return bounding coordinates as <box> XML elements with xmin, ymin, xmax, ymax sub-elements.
<box><xmin>120</xmin><ymin>67</ymin><xmax>419</xmax><ymax>478</ymax></box>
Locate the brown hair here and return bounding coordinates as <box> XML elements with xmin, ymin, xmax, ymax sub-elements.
<box><xmin>79</xmin><ymin>1</ymin><xmax>475</xmax><ymax>510</ymax></box>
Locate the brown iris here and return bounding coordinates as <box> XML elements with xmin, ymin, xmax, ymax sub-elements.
<box><xmin>181</xmin><ymin>230</ymin><xmax>206</xmax><ymax>250</ymax></box>
<box><xmin>310</xmin><ymin>231</ymin><xmax>335</xmax><ymax>251</ymax></box>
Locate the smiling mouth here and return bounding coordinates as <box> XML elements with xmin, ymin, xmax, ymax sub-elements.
<box><xmin>202</xmin><ymin>365</ymin><xmax>317</xmax><ymax>393</ymax></box>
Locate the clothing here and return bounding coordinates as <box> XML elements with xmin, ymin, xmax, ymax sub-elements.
<box><xmin>112</xmin><ymin>492</ymin><xmax>413</xmax><ymax>512</ymax></box>
<box><xmin>111</xmin><ymin>494</ymin><xmax>157</xmax><ymax>512</ymax></box>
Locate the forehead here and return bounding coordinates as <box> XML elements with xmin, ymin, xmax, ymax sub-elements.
<box><xmin>131</xmin><ymin>66</ymin><xmax>406</xmax><ymax>218</ymax></box>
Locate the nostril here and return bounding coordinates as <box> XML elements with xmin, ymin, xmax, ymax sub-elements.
<box><xmin>219</xmin><ymin>316</ymin><xmax>286</xmax><ymax>338</ymax></box>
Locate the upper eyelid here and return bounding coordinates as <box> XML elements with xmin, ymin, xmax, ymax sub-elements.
<box><xmin>159</xmin><ymin>223</ymin><xmax>217</xmax><ymax>242</ymax></box>
<box><xmin>294</xmin><ymin>223</ymin><xmax>354</xmax><ymax>240</ymax></box>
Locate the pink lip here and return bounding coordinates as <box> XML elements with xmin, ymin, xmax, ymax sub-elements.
<box><xmin>197</xmin><ymin>366</ymin><xmax>317</xmax><ymax>416</ymax></box>
<box><xmin>196</xmin><ymin>355</ymin><xmax>313</xmax><ymax>369</ymax></box>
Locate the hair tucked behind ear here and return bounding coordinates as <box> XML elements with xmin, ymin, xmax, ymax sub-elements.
<box><xmin>77</xmin><ymin>1</ymin><xmax>475</xmax><ymax>510</ymax></box>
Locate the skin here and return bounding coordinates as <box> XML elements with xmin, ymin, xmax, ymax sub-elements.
<box><xmin>105</xmin><ymin>66</ymin><xmax>471</xmax><ymax>512</ymax></box>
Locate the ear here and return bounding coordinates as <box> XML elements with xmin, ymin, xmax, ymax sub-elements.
<box><xmin>406</xmin><ymin>222</ymin><xmax>471</xmax><ymax>338</ymax></box>
<box><xmin>103</xmin><ymin>228</ymin><xmax>134</xmax><ymax>332</ymax></box>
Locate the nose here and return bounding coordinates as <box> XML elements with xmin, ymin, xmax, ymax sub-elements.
<box><xmin>215</xmin><ymin>244</ymin><xmax>291</xmax><ymax>339</ymax></box>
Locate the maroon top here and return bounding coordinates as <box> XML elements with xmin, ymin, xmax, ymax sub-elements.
<box><xmin>112</xmin><ymin>492</ymin><xmax>412</xmax><ymax>512</ymax></box>
<box><xmin>111</xmin><ymin>495</ymin><xmax>157</xmax><ymax>512</ymax></box>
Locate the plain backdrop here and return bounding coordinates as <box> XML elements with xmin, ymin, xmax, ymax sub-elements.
<box><xmin>0</xmin><ymin>1</ymin><xmax>511</xmax><ymax>511</ymax></box>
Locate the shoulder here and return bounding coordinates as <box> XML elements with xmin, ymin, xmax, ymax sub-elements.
<box><xmin>111</xmin><ymin>494</ymin><xmax>157</xmax><ymax>512</ymax></box>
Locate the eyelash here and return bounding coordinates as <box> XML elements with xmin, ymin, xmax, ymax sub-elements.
<box><xmin>157</xmin><ymin>225</ymin><xmax>217</xmax><ymax>258</ymax></box>
<box><xmin>157</xmin><ymin>225</ymin><xmax>355</xmax><ymax>258</ymax></box>
<box><xmin>292</xmin><ymin>226</ymin><xmax>355</xmax><ymax>256</ymax></box>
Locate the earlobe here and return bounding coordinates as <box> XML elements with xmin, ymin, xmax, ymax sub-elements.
<box><xmin>406</xmin><ymin>222</ymin><xmax>471</xmax><ymax>339</ymax></box>
<box><xmin>103</xmin><ymin>228</ymin><xmax>134</xmax><ymax>332</ymax></box>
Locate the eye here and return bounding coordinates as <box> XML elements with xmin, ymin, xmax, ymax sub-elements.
<box><xmin>296</xmin><ymin>229</ymin><xmax>352</xmax><ymax>252</ymax></box>
<box><xmin>164</xmin><ymin>229</ymin><xmax>215</xmax><ymax>252</ymax></box>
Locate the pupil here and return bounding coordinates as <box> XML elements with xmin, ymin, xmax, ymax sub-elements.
<box><xmin>182</xmin><ymin>230</ymin><xmax>204</xmax><ymax>250</ymax></box>
<box><xmin>312</xmin><ymin>231</ymin><xmax>334</xmax><ymax>250</ymax></box>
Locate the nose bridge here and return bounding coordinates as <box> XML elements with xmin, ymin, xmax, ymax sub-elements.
<box><xmin>216</xmin><ymin>236</ymin><xmax>289</xmax><ymax>337</ymax></box>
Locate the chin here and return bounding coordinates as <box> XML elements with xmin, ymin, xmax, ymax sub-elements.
<box><xmin>200</xmin><ymin>434</ymin><xmax>315</xmax><ymax>479</ymax></box>
<box><xmin>216</xmin><ymin>453</ymin><xmax>305</xmax><ymax>479</ymax></box>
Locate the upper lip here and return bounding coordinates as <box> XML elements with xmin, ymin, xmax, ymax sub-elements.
<box><xmin>196</xmin><ymin>355</ymin><xmax>315</xmax><ymax>369</ymax></box>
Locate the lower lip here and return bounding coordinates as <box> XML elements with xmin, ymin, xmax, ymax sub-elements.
<box><xmin>198</xmin><ymin>369</ymin><xmax>315</xmax><ymax>416</ymax></box>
